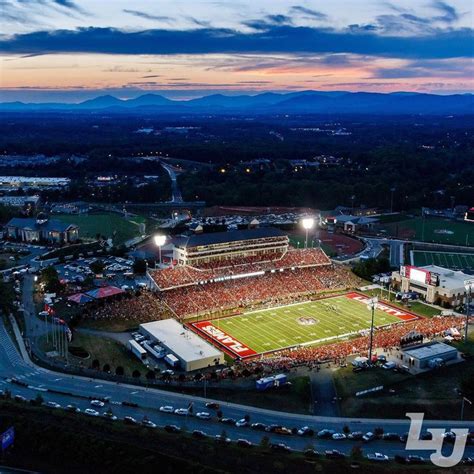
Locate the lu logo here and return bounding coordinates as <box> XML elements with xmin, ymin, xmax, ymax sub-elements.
<box><xmin>405</xmin><ymin>413</ymin><xmax>469</xmax><ymax>468</ymax></box>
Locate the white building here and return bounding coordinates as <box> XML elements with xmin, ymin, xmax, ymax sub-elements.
<box><xmin>392</xmin><ymin>264</ymin><xmax>473</xmax><ymax>307</ymax></box>
<box><xmin>139</xmin><ymin>319</ymin><xmax>224</xmax><ymax>372</ymax></box>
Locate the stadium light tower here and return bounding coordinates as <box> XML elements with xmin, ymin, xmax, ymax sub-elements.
<box><xmin>464</xmin><ymin>280</ymin><xmax>474</xmax><ymax>341</ymax></box>
<box><xmin>302</xmin><ymin>218</ymin><xmax>315</xmax><ymax>249</ymax></box>
<box><xmin>154</xmin><ymin>234</ymin><xmax>167</xmax><ymax>267</ymax></box>
<box><xmin>367</xmin><ymin>297</ymin><xmax>378</xmax><ymax>365</ymax></box>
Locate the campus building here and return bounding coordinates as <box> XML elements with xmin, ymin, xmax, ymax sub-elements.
<box><xmin>398</xmin><ymin>341</ymin><xmax>460</xmax><ymax>372</ymax></box>
<box><xmin>392</xmin><ymin>264</ymin><xmax>473</xmax><ymax>307</ymax></box>
<box><xmin>6</xmin><ymin>216</ymin><xmax>79</xmax><ymax>244</ymax></box>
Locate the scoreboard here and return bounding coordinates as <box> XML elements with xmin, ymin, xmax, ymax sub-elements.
<box><xmin>400</xmin><ymin>265</ymin><xmax>440</xmax><ymax>287</ymax></box>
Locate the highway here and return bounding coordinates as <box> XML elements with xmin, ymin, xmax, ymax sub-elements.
<box><xmin>161</xmin><ymin>162</ymin><xmax>183</xmax><ymax>203</ymax></box>
<box><xmin>1</xmin><ymin>317</ymin><xmax>473</xmax><ymax>461</ymax></box>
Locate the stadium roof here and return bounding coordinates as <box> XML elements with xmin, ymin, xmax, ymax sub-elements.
<box><xmin>140</xmin><ymin>319</ymin><xmax>223</xmax><ymax>363</ymax></box>
<box><xmin>421</xmin><ymin>265</ymin><xmax>472</xmax><ymax>289</ymax></box>
<box><xmin>175</xmin><ymin>227</ymin><xmax>286</xmax><ymax>248</ymax></box>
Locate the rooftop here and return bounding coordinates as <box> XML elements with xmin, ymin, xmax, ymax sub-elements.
<box><xmin>175</xmin><ymin>227</ymin><xmax>286</xmax><ymax>248</ymax></box>
<box><xmin>7</xmin><ymin>217</ymin><xmax>77</xmax><ymax>233</ymax></box>
<box><xmin>139</xmin><ymin>319</ymin><xmax>223</xmax><ymax>363</ymax></box>
<box><xmin>402</xmin><ymin>341</ymin><xmax>458</xmax><ymax>360</ymax></box>
<box><xmin>421</xmin><ymin>265</ymin><xmax>472</xmax><ymax>288</ymax></box>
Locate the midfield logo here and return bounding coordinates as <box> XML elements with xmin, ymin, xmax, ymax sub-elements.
<box><xmin>405</xmin><ymin>413</ymin><xmax>469</xmax><ymax>468</ymax></box>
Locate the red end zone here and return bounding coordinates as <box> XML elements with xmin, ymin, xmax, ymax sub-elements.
<box><xmin>192</xmin><ymin>321</ymin><xmax>257</xmax><ymax>358</ymax></box>
<box><xmin>345</xmin><ymin>292</ymin><xmax>420</xmax><ymax>321</ymax></box>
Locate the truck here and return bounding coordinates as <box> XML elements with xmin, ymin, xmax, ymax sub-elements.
<box><xmin>256</xmin><ymin>373</ymin><xmax>288</xmax><ymax>391</ymax></box>
<box><xmin>164</xmin><ymin>353</ymin><xmax>179</xmax><ymax>368</ymax></box>
<box><xmin>127</xmin><ymin>339</ymin><xmax>147</xmax><ymax>362</ymax></box>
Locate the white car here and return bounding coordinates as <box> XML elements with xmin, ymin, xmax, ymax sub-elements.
<box><xmin>174</xmin><ymin>408</ymin><xmax>190</xmax><ymax>416</ymax></box>
<box><xmin>142</xmin><ymin>419</ymin><xmax>157</xmax><ymax>428</ymax></box>
<box><xmin>196</xmin><ymin>412</ymin><xmax>211</xmax><ymax>420</ymax></box>
<box><xmin>159</xmin><ymin>406</ymin><xmax>174</xmax><ymax>413</ymax></box>
<box><xmin>84</xmin><ymin>409</ymin><xmax>99</xmax><ymax>417</ymax></box>
<box><xmin>367</xmin><ymin>452</ymin><xmax>389</xmax><ymax>462</ymax></box>
<box><xmin>235</xmin><ymin>418</ymin><xmax>250</xmax><ymax>428</ymax></box>
<box><xmin>103</xmin><ymin>412</ymin><xmax>118</xmax><ymax>421</ymax></box>
<box><xmin>332</xmin><ymin>433</ymin><xmax>347</xmax><ymax>440</ymax></box>
<box><xmin>90</xmin><ymin>400</ymin><xmax>105</xmax><ymax>408</ymax></box>
<box><xmin>46</xmin><ymin>401</ymin><xmax>61</xmax><ymax>409</ymax></box>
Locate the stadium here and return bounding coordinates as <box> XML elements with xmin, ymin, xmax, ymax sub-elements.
<box><xmin>136</xmin><ymin>227</ymin><xmax>464</xmax><ymax>364</ymax></box>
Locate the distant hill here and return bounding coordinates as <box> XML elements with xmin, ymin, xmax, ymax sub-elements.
<box><xmin>0</xmin><ymin>91</ymin><xmax>472</xmax><ymax>115</ymax></box>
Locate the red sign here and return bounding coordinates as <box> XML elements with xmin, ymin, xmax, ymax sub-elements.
<box><xmin>193</xmin><ymin>321</ymin><xmax>257</xmax><ymax>357</ymax></box>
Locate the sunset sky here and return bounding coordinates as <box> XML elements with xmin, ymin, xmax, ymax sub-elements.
<box><xmin>0</xmin><ymin>0</ymin><xmax>472</xmax><ymax>102</ymax></box>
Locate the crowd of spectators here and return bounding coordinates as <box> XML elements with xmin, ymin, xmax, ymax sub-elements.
<box><xmin>80</xmin><ymin>290</ymin><xmax>172</xmax><ymax>325</ymax></box>
<box><xmin>242</xmin><ymin>316</ymin><xmax>464</xmax><ymax>371</ymax></box>
<box><xmin>150</xmin><ymin>248</ymin><xmax>331</xmax><ymax>290</ymax></box>
<box><xmin>161</xmin><ymin>264</ymin><xmax>360</xmax><ymax>317</ymax></box>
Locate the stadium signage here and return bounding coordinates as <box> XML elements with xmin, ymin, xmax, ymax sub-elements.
<box><xmin>346</xmin><ymin>293</ymin><xmax>417</xmax><ymax>320</ymax></box>
<box><xmin>400</xmin><ymin>265</ymin><xmax>439</xmax><ymax>287</ymax></box>
<box><xmin>193</xmin><ymin>322</ymin><xmax>257</xmax><ymax>357</ymax></box>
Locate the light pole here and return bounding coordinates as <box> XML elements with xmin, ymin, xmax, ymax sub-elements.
<box><xmin>302</xmin><ymin>218</ymin><xmax>315</xmax><ymax>250</ymax></box>
<box><xmin>153</xmin><ymin>234</ymin><xmax>166</xmax><ymax>267</ymax></box>
<box><xmin>464</xmin><ymin>280</ymin><xmax>474</xmax><ymax>342</ymax></box>
<box><xmin>367</xmin><ymin>297</ymin><xmax>378</xmax><ymax>365</ymax></box>
<box><xmin>390</xmin><ymin>187</ymin><xmax>396</xmax><ymax>213</ymax></box>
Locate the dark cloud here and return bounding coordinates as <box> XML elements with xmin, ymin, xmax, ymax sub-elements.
<box><xmin>1</xmin><ymin>25</ymin><xmax>472</xmax><ymax>59</ymax></box>
<box><xmin>52</xmin><ymin>0</ymin><xmax>89</xmax><ymax>15</ymax></box>
<box><xmin>431</xmin><ymin>1</ymin><xmax>460</xmax><ymax>23</ymax></box>
<box><xmin>290</xmin><ymin>6</ymin><xmax>327</xmax><ymax>20</ymax></box>
<box><xmin>184</xmin><ymin>16</ymin><xmax>211</xmax><ymax>28</ymax></box>
<box><xmin>123</xmin><ymin>9</ymin><xmax>172</xmax><ymax>22</ymax></box>
<box><xmin>142</xmin><ymin>75</ymin><xmax>162</xmax><ymax>78</ymax></box>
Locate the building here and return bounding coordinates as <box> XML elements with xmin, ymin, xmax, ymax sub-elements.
<box><xmin>139</xmin><ymin>319</ymin><xmax>224</xmax><ymax>372</ymax></box>
<box><xmin>6</xmin><ymin>216</ymin><xmax>79</xmax><ymax>244</ymax></box>
<box><xmin>0</xmin><ymin>176</ymin><xmax>70</xmax><ymax>189</ymax></box>
<box><xmin>172</xmin><ymin>227</ymin><xmax>289</xmax><ymax>267</ymax></box>
<box><xmin>327</xmin><ymin>214</ymin><xmax>378</xmax><ymax>233</ymax></box>
<box><xmin>0</xmin><ymin>195</ymin><xmax>40</xmax><ymax>209</ymax></box>
<box><xmin>51</xmin><ymin>201</ymin><xmax>89</xmax><ymax>214</ymax></box>
<box><xmin>392</xmin><ymin>264</ymin><xmax>473</xmax><ymax>307</ymax></box>
<box><xmin>398</xmin><ymin>342</ymin><xmax>459</xmax><ymax>371</ymax></box>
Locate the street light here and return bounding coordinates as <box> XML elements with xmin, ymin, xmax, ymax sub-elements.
<box><xmin>464</xmin><ymin>279</ymin><xmax>474</xmax><ymax>341</ymax></box>
<box><xmin>367</xmin><ymin>297</ymin><xmax>378</xmax><ymax>365</ymax></box>
<box><xmin>302</xmin><ymin>218</ymin><xmax>315</xmax><ymax>249</ymax></box>
<box><xmin>154</xmin><ymin>234</ymin><xmax>166</xmax><ymax>267</ymax></box>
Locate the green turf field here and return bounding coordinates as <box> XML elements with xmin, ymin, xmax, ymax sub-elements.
<box><xmin>412</xmin><ymin>250</ymin><xmax>474</xmax><ymax>271</ymax></box>
<box><xmin>381</xmin><ymin>217</ymin><xmax>473</xmax><ymax>246</ymax></box>
<box><xmin>210</xmin><ymin>294</ymin><xmax>409</xmax><ymax>354</ymax></box>
<box><xmin>55</xmin><ymin>212</ymin><xmax>146</xmax><ymax>245</ymax></box>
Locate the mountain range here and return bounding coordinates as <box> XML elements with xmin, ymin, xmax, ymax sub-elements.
<box><xmin>1</xmin><ymin>91</ymin><xmax>472</xmax><ymax>115</ymax></box>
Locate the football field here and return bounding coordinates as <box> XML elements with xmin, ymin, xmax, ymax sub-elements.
<box><xmin>193</xmin><ymin>293</ymin><xmax>419</xmax><ymax>357</ymax></box>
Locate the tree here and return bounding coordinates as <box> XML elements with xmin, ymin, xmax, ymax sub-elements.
<box><xmin>343</xmin><ymin>424</ymin><xmax>350</xmax><ymax>435</ymax></box>
<box><xmin>34</xmin><ymin>393</ymin><xmax>44</xmax><ymax>406</ymax></box>
<box><xmin>132</xmin><ymin>369</ymin><xmax>141</xmax><ymax>379</ymax></box>
<box><xmin>216</xmin><ymin>409</ymin><xmax>223</xmax><ymax>419</ymax></box>
<box><xmin>103</xmin><ymin>364</ymin><xmax>111</xmax><ymax>373</ymax></box>
<box><xmin>260</xmin><ymin>436</ymin><xmax>270</xmax><ymax>449</ymax></box>
<box><xmin>351</xmin><ymin>444</ymin><xmax>363</xmax><ymax>460</ymax></box>
<box><xmin>40</xmin><ymin>266</ymin><xmax>62</xmax><ymax>293</ymax></box>
<box><xmin>89</xmin><ymin>260</ymin><xmax>105</xmax><ymax>275</ymax></box>
<box><xmin>91</xmin><ymin>359</ymin><xmax>100</xmax><ymax>370</ymax></box>
<box><xmin>115</xmin><ymin>366</ymin><xmax>124</xmax><ymax>376</ymax></box>
<box><xmin>146</xmin><ymin>370</ymin><xmax>155</xmax><ymax>380</ymax></box>
<box><xmin>374</xmin><ymin>426</ymin><xmax>384</xmax><ymax>437</ymax></box>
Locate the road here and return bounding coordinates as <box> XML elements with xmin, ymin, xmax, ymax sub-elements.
<box><xmin>1</xmin><ymin>314</ymin><xmax>473</xmax><ymax>460</ymax></box>
<box><xmin>161</xmin><ymin>162</ymin><xmax>183</xmax><ymax>203</ymax></box>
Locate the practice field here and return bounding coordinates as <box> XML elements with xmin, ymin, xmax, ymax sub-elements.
<box><xmin>412</xmin><ymin>250</ymin><xmax>474</xmax><ymax>272</ymax></box>
<box><xmin>193</xmin><ymin>293</ymin><xmax>419</xmax><ymax>357</ymax></box>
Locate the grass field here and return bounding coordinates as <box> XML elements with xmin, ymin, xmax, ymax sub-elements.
<box><xmin>195</xmin><ymin>293</ymin><xmax>417</xmax><ymax>356</ymax></box>
<box><xmin>380</xmin><ymin>217</ymin><xmax>474</xmax><ymax>246</ymax></box>
<box><xmin>412</xmin><ymin>250</ymin><xmax>474</xmax><ymax>271</ymax></box>
<box><xmin>55</xmin><ymin>212</ymin><xmax>146</xmax><ymax>245</ymax></box>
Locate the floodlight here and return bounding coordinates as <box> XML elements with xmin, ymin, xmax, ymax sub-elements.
<box><xmin>302</xmin><ymin>218</ymin><xmax>315</xmax><ymax>230</ymax></box>
<box><xmin>154</xmin><ymin>235</ymin><xmax>166</xmax><ymax>247</ymax></box>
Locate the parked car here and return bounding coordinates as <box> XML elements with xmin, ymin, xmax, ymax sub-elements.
<box><xmin>383</xmin><ymin>432</ymin><xmax>399</xmax><ymax>441</ymax></box>
<box><xmin>297</xmin><ymin>426</ymin><xmax>314</xmax><ymax>437</ymax></box>
<box><xmin>196</xmin><ymin>412</ymin><xmax>211</xmax><ymax>420</ymax></box>
<box><xmin>159</xmin><ymin>405</ymin><xmax>174</xmax><ymax>413</ymax></box>
<box><xmin>367</xmin><ymin>452</ymin><xmax>389</xmax><ymax>462</ymax></box>
<box><xmin>251</xmin><ymin>423</ymin><xmax>267</xmax><ymax>431</ymax></box>
<box><xmin>205</xmin><ymin>402</ymin><xmax>220</xmax><ymax>410</ymax></box>
<box><xmin>318</xmin><ymin>429</ymin><xmax>335</xmax><ymax>439</ymax></box>
<box><xmin>270</xmin><ymin>443</ymin><xmax>291</xmax><ymax>453</ymax></box>
<box><xmin>123</xmin><ymin>416</ymin><xmax>137</xmax><ymax>425</ymax></box>
<box><xmin>215</xmin><ymin>434</ymin><xmax>231</xmax><ymax>444</ymax></box>
<box><xmin>348</xmin><ymin>431</ymin><xmax>363</xmax><ymax>440</ymax></box>
<box><xmin>235</xmin><ymin>418</ymin><xmax>250</xmax><ymax>428</ymax></box>
<box><xmin>332</xmin><ymin>433</ymin><xmax>347</xmax><ymax>440</ymax></box>
<box><xmin>174</xmin><ymin>408</ymin><xmax>190</xmax><ymax>416</ymax></box>
<box><xmin>304</xmin><ymin>449</ymin><xmax>320</xmax><ymax>458</ymax></box>
<box><xmin>65</xmin><ymin>405</ymin><xmax>80</xmax><ymax>413</ymax></box>
<box><xmin>362</xmin><ymin>432</ymin><xmax>375</xmax><ymax>442</ymax></box>
<box><xmin>142</xmin><ymin>419</ymin><xmax>157</xmax><ymax>428</ymax></box>
<box><xmin>325</xmin><ymin>450</ymin><xmax>345</xmax><ymax>459</ymax></box>
<box><xmin>220</xmin><ymin>417</ymin><xmax>236</xmax><ymax>425</ymax></box>
<box><xmin>84</xmin><ymin>409</ymin><xmax>99</xmax><ymax>417</ymax></box>
<box><xmin>274</xmin><ymin>427</ymin><xmax>292</xmax><ymax>436</ymax></box>
<box><xmin>46</xmin><ymin>401</ymin><xmax>61</xmax><ymax>409</ymax></box>
<box><xmin>236</xmin><ymin>439</ymin><xmax>253</xmax><ymax>448</ymax></box>
<box><xmin>164</xmin><ymin>425</ymin><xmax>181</xmax><ymax>433</ymax></box>
<box><xmin>192</xmin><ymin>430</ymin><xmax>207</xmax><ymax>438</ymax></box>
<box><xmin>90</xmin><ymin>400</ymin><xmax>105</xmax><ymax>408</ymax></box>
<box><xmin>406</xmin><ymin>455</ymin><xmax>426</xmax><ymax>464</ymax></box>
<box><xmin>103</xmin><ymin>412</ymin><xmax>117</xmax><ymax>421</ymax></box>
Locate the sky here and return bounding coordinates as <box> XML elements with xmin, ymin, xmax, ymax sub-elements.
<box><xmin>0</xmin><ymin>0</ymin><xmax>473</xmax><ymax>102</ymax></box>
